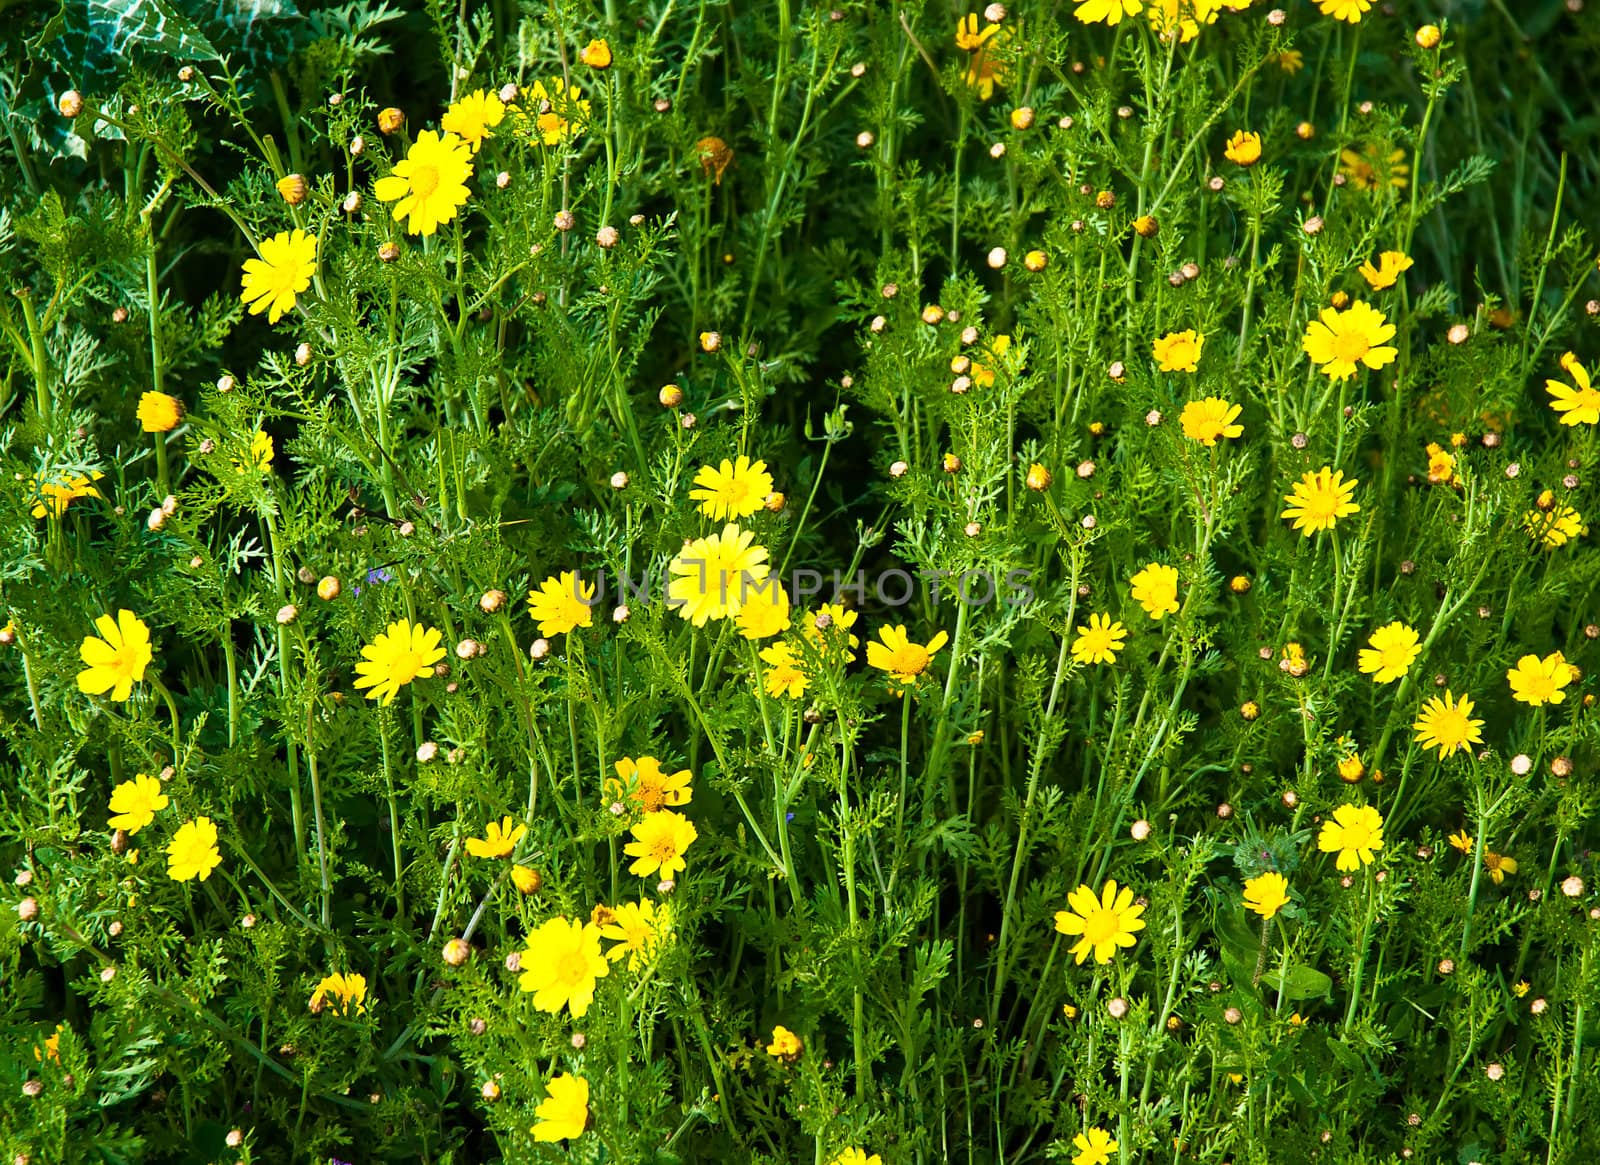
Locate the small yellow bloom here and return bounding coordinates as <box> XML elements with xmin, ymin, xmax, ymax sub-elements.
<box><xmin>1319</xmin><ymin>0</ymin><xmax>1373</xmax><ymax>23</ymax></box>
<box><xmin>1339</xmin><ymin>144</ymin><xmax>1408</xmax><ymax>191</ymax></box>
<box><xmin>1303</xmin><ymin>301</ymin><xmax>1398</xmax><ymax>380</ymax></box>
<box><xmin>527</xmin><ymin>571</ymin><xmax>597</xmax><ymax>638</ymax></box>
<box><xmin>1130</xmin><ymin>563</ymin><xmax>1180</xmax><ymax>620</ymax></box>
<box><xmin>29</xmin><ymin>470</ymin><xmax>104</xmax><ymax>519</ymax></box>
<box><xmin>1179</xmin><ymin>396</ymin><xmax>1243</xmax><ymax>445</ymax></box>
<box><xmin>374</xmin><ymin>131</ymin><xmax>474</xmax><ymax>236</ymax></box>
<box><xmin>1281</xmin><ymin>467</ymin><xmax>1360</xmax><ymax>536</ymax></box>
<box><xmin>690</xmin><ymin>455</ymin><xmax>775</xmax><ymax>521</ymax></box>
<box><xmin>1545</xmin><ymin>354</ymin><xmax>1600</xmax><ymax>426</ymax></box>
<box><xmin>440</xmin><ymin>89</ymin><xmax>506</xmax><ymax>154</ymax></box>
<box><xmin>766</xmin><ymin>1024</ymin><xmax>803</xmax><ymax>1059</ymax></box>
<box><xmin>1485</xmin><ymin>851</ymin><xmax>1518</xmax><ymax>885</ymax></box>
<box><xmin>760</xmin><ymin>641</ymin><xmax>808</xmax><ymax>699</ymax></box>
<box><xmin>308</xmin><ymin>971</ymin><xmax>368</xmax><ymax>1015</ymax></box>
<box><xmin>465</xmin><ymin>816</ymin><xmax>526</xmax><ymax>859</ymax></box>
<box><xmin>623</xmin><ymin>810</ymin><xmax>698</xmax><ymax>879</ymax></box>
<box><xmin>1317</xmin><ymin>803</ymin><xmax>1384</xmax><ymax>871</ymax></box>
<box><xmin>866</xmin><ymin>625</ymin><xmax>949</xmax><ymax>689</ymax></box>
<box><xmin>1358</xmin><ymin>250</ymin><xmax>1414</xmax><ymax>290</ymax></box>
<box><xmin>352</xmin><ymin>619</ymin><xmax>446</xmax><ymax>706</ymax></box>
<box><xmin>1413</xmin><ymin>691</ymin><xmax>1484</xmax><ymax>759</ymax></box>
<box><xmin>579</xmin><ymin>39</ymin><xmax>613</xmax><ymax>69</ymax></box>
<box><xmin>1072</xmin><ymin>0</ymin><xmax>1141</xmax><ymax>26</ymax></box>
<box><xmin>1507</xmin><ymin>651</ymin><xmax>1573</xmax><ymax>707</ymax></box>
<box><xmin>239</xmin><ymin>229</ymin><xmax>318</xmax><ymax>324</ymax></box>
<box><xmin>1071</xmin><ymin>613</ymin><xmax>1127</xmax><ymax>665</ymax></box>
<box><xmin>1224</xmin><ymin>130</ymin><xmax>1261</xmax><ymax>166</ymax></box>
<box><xmin>166</xmin><ymin>816</ymin><xmax>223</xmax><ymax>882</ymax></box>
<box><xmin>518</xmin><ymin>917</ymin><xmax>609</xmax><ymax>1016</ymax></box>
<box><xmin>1053</xmin><ymin>879</ymin><xmax>1146</xmax><ymax>965</ymax></box>
<box><xmin>1426</xmin><ymin>442</ymin><xmax>1455</xmax><ymax>485</ymax></box>
<box><xmin>77</xmin><ymin>610</ymin><xmax>154</xmax><ymax>702</ymax></box>
<box><xmin>1152</xmin><ymin>329</ymin><xmax>1204</xmax><ymax>373</ymax></box>
<box><xmin>532</xmin><ymin>1073</ymin><xmax>590</xmax><ymax>1141</ymax></box>
<box><xmin>137</xmin><ymin>391</ymin><xmax>184</xmax><ymax>433</ymax></box>
<box><xmin>1358</xmin><ymin>621</ymin><xmax>1420</xmax><ymax>683</ymax></box>
<box><xmin>107</xmin><ymin>773</ymin><xmax>168</xmax><ymax>834</ymax></box>
<box><xmin>607</xmin><ymin>756</ymin><xmax>693</xmax><ymax>813</ymax></box>
<box><xmin>1243</xmin><ymin>871</ymin><xmax>1290</xmax><ymax>919</ymax></box>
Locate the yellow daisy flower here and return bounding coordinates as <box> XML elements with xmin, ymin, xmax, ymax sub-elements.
<box><xmin>1317</xmin><ymin>803</ymin><xmax>1384</xmax><ymax>871</ymax></box>
<box><xmin>1073</xmin><ymin>0</ymin><xmax>1142</xmax><ymax>26</ymax></box>
<box><xmin>1071</xmin><ymin>1127</ymin><xmax>1118</xmax><ymax>1165</ymax></box>
<box><xmin>623</xmin><ymin>810</ymin><xmax>698</xmax><ymax>879</ymax></box>
<box><xmin>1243</xmin><ymin>871</ymin><xmax>1290</xmax><ymax>919</ymax></box>
<box><xmin>1053</xmin><ymin>879</ymin><xmax>1146</xmax><ymax>964</ymax></box>
<box><xmin>374</xmin><ymin>130</ymin><xmax>474</xmax><ymax>236</ymax></box>
<box><xmin>866</xmin><ymin>625</ymin><xmax>949</xmax><ymax>689</ymax></box>
<box><xmin>690</xmin><ymin>455</ymin><xmax>775</xmax><ymax>521</ymax></box>
<box><xmin>599</xmin><ymin>898</ymin><xmax>666</xmax><ymax>969</ymax></box>
<box><xmin>1357</xmin><ymin>621</ymin><xmax>1420</xmax><ymax>683</ymax></box>
<box><xmin>667</xmin><ymin>524</ymin><xmax>770</xmax><ymax>626</ymax></box>
<box><xmin>1339</xmin><ymin>144</ymin><xmax>1408</xmax><ymax>191</ymax></box>
<box><xmin>29</xmin><ymin>470</ymin><xmax>104</xmax><ymax>519</ymax></box>
<box><xmin>513</xmin><ymin>78</ymin><xmax>591</xmax><ymax>146</ymax></box>
<box><xmin>107</xmin><ymin>773</ymin><xmax>168</xmax><ymax>834</ymax></box>
<box><xmin>1152</xmin><ymin>329</ymin><xmax>1203</xmax><ymax>372</ymax></box>
<box><xmin>1546</xmin><ymin>353</ymin><xmax>1600</xmax><ymax>425</ymax></box>
<box><xmin>532</xmin><ymin>1073</ymin><xmax>590</xmax><ymax>1141</ymax></box>
<box><xmin>527</xmin><ymin>571</ymin><xmax>596</xmax><ymax>638</ymax></box>
<box><xmin>1224</xmin><ymin>129</ymin><xmax>1261</xmax><ymax>166</ymax></box>
<box><xmin>1129</xmin><ymin>563</ymin><xmax>1180</xmax><ymax>620</ymax></box>
<box><xmin>760</xmin><ymin>641</ymin><xmax>808</xmax><ymax>698</ymax></box>
<box><xmin>77</xmin><ymin>610</ymin><xmax>154</xmax><ymax>702</ymax></box>
<box><xmin>1179</xmin><ymin>396</ymin><xmax>1243</xmax><ymax>445</ymax></box>
<box><xmin>1071</xmin><ymin>613</ymin><xmax>1127</xmax><ymax>665</ymax></box>
<box><xmin>440</xmin><ymin>88</ymin><xmax>505</xmax><ymax>154</ymax></box>
<box><xmin>308</xmin><ymin>971</ymin><xmax>368</xmax><ymax>1015</ymax></box>
<box><xmin>1506</xmin><ymin>651</ymin><xmax>1573</xmax><ymax>707</ymax></box>
<box><xmin>1281</xmin><ymin>467</ymin><xmax>1359</xmax><ymax>535</ymax></box>
<box><xmin>239</xmin><ymin>229</ymin><xmax>318</xmax><ymax>324</ymax></box>
<box><xmin>465</xmin><ymin>815</ymin><xmax>526</xmax><ymax>859</ymax></box>
<box><xmin>1302</xmin><ymin>301</ymin><xmax>1397</xmax><ymax>379</ymax></box>
<box><xmin>166</xmin><ymin>816</ymin><xmax>223</xmax><ymax>882</ymax></box>
<box><xmin>518</xmin><ymin>917</ymin><xmax>609</xmax><ymax>1017</ymax></box>
<box><xmin>734</xmin><ymin>576</ymin><xmax>792</xmax><ymax>640</ymax></box>
<box><xmin>136</xmin><ymin>391</ymin><xmax>184</xmax><ymax>433</ymax></box>
<box><xmin>1413</xmin><ymin>691</ymin><xmax>1484</xmax><ymax>759</ymax></box>
<box><xmin>1358</xmin><ymin>250</ymin><xmax>1414</xmax><ymax>290</ymax></box>
<box><xmin>352</xmin><ymin>619</ymin><xmax>446</xmax><ymax>706</ymax></box>
<box><xmin>606</xmin><ymin>756</ymin><xmax>692</xmax><ymax>813</ymax></box>
<box><xmin>1525</xmin><ymin>501</ymin><xmax>1586</xmax><ymax>548</ymax></box>
<box><xmin>1319</xmin><ymin>0</ymin><xmax>1373</xmax><ymax>23</ymax></box>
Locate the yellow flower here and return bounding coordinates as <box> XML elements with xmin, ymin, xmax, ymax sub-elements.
<box><xmin>308</xmin><ymin>971</ymin><xmax>368</xmax><ymax>1015</ymax></box>
<box><xmin>1152</xmin><ymin>329</ymin><xmax>1203</xmax><ymax>372</ymax></box>
<box><xmin>827</xmin><ymin>1151</ymin><xmax>882</xmax><ymax>1165</ymax></box>
<box><xmin>607</xmin><ymin>756</ymin><xmax>692</xmax><ymax>813</ymax></box>
<box><xmin>1485</xmin><ymin>851</ymin><xmax>1518</xmax><ymax>885</ymax></box>
<box><xmin>623</xmin><ymin>810</ymin><xmax>698</xmax><ymax>879</ymax></box>
<box><xmin>239</xmin><ymin>229</ymin><xmax>317</xmax><ymax>324</ymax></box>
<box><xmin>1338</xmin><ymin>753</ymin><xmax>1365</xmax><ymax>783</ymax></box>
<box><xmin>1130</xmin><ymin>563</ymin><xmax>1180</xmax><ymax>620</ymax></box>
<box><xmin>1525</xmin><ymin>503</ymin><xmax>1586</xmax><ymax>548</ymax></box>
<box><xmin>1053</xmin><ymin>879</ymin><xmax>1147</xmax><ymax>965</ymax></box>
<box><xmin>1357</xmin><ymin>621</ymin><xmax>1420</xmax><ymax>683</ymax></box>
<box><xmin>866</xmin><ymin>625</ymin><xmax>950</xmax><ymax>689</ymax></box>
<box><xmin>374</xmin><ymin>130</ymin><xmax>474</xmax><ymax>236</ymax></box>
<box><xmin>29</xmin><ymin>470</ymin><xmax>104</xmax><ymax>519</ymax></box>
<box><xmin>760</xmin><ymin>641</ymin><xmax>808</xmax><ymax>698</ymax></box>
<box><xmin>1303</xmin><ymin>301</ymin><xmax>1397</xmax><ymax>380</ymax></box>
<box><xmin>440</xmin><ymin>89</ymin><xmax>505</xmax><ymax>154</ymax></box>
<box><xmin>599</xmin><ymin>898</ymin><xmax>666</xmax><ymax>969</ymax></box>
<box><xmin>512</xmin><ymin>864</ymin><xmax>542</xmax><ymax>894</ymax></box>
<box><xmin>734</xmin><ymin>576</ymin><xmax>791</xmax><ymax>640</ymax></box>
<box><xmin>77</xmin><ymin>610</ymin><xmax>154</xmax><ymax>702</ymax></box>
<box><xmin>955</xmin><ymin>15</ymin><xmax>1007</xmax><ymax>100</ymax></box>
<box><xmin>1507</xmin><ymin>651</ymin><xmax>1573</xmax><ymax>707</ymax></box>
<box><xmin>667</xmin><ymin>524</ymin><xmax>771</xmax><ymax>626</ymax></box>
<box><xmin>1073</xmin><ymin>0</ymin><xmax>1142</xmax><ymax>26</ymax></box>
<box><xmin>695</xmin><ymin>137</ymin><xmax>733</xmax><ymax>185</ymax></box>
<box><xmin>1412</xmin><ymin>691</ymin><xmax>1484</xmax><ymax>759</ymax></box>
<box><xmin>1224</xmin><ymin>130</ymin><xmax>1261</xmax><ymax>166</ymax></box>
<box><xmin>580</xmin><ymin>38</ymin><xmax>613</xmax><ymax>69</ymax></box>
<box><xmin>1071</xmin><ymin>1127</ymin><xmax>1119</xmax><ymax>1165</ymax></box>
<box><xmin>518</xmin><ymin>917</ymin><xmax>610</xmax><ymax>1016</ymax></box>
<box><xmin>532</xmin><ymin>1073</ymin><xmax>590</xmax><ymax>1141</ymax></box>
<box><xmin>34</xmin><ymin>1024</ymin><xmax>65</xmax><ymax>1064</ymax></box>
<box><xmin>1071</xmin><ymin>613</ymin><xmax>1127</xmax><ymax>665</ymax></box>
<box><xmin>137</xmin><ymin>391</ymin><xmax>184</xmax><ymax>433</ymax></box>
<box><xmin>1243</xmin><ymin>871</ymin><xmax>1290</xmax><ymax>919</ymax></box>
<box><xmin>1339</xmin><ymin>144</ymin><xmax>1408</xmax><ymax>191</ymax></box>
<box><xmin>803</xmin><ymin>602</ymin><xmax>860</xmax><ymax>660</ymax></box>
<box><xmin>690</xmin><ymin>455</ymin><xmax>775</xmax><ymax>521</ymax></box>
<box><xmin>166</xmin><ymin>816</ymin><xmax>223</xmax><ymax>882</ymax></box>
<box><xmin>1447</xmin><ymin>829</ymin><xmax>1474</xmax><ymax>854</ymax></box>
<box><xmin>1281</xmin><ymin>467</ymin><xmax>1359</xmax><ymax>536</ymax></box>
<box><xmin>1179</xmin><ymin>396</ymin><xmax>1243</xmax><ymax>445</ymax></box>
<box><xmin>766</xmin><ymin>1024</ymin><xmax>803</xmax><ymax>1059</ymax></box>
<box><xmin>1426</xmin><ymin>442</ymin><xmax>1455</xmax><ymax>485</ymax></box>
<box><xmin>232</xmin><ymin>430</ymin><xmax>274</xmax><ymax>475</ymax></box>
<box><xmin>1319</xmin><ymin>0</ymin><xmax>1372</xmax><ymax>22</ymax></box>
<box><xmin>1148</xmin><ymin>0</ymin><xmax>1219</xmax><ymax>42</ymax></box>
<box><xmin>514</xmin><ymin>78</ymin><xmax>591</xmax><ymax>146</ymax></box>
<box><xmin>1317</xmin><ymin>803</ymin><xmax>1384</xmax><ymax>871</ymax></box>
<box><xmin>970</xmin><ymin>334</ymin><xmax>1011</xmax><ymax>387</ymax></box>
<box><xmin>1545</xmin><ymin>354</ymin><xmax>1600</xmax><ymax>425</ymax></box>
<box><xmin>1278</xmin><ymin>49</ymin><xmax>1304</xmax><ymax>73</ymax></box>
<box><xmin>527</xmin><ymin>571</ymin><xmax>596</xmax><ymax>638</ymax></box>
<box><xmin>1512</xmin><ymin>979</ymin><xmax>1530</xmax><ymax>997</ymax></box>
<box><xmin>107</xmin><ymin>773</ymin><xmax>168</xmax><ymax>834</ymax></box>
<box><xmin>466</xmin><ymin>815</ymin><xmax>526</xmax><ymax>859</ymax></box>
<box><xmin>352</xmin><ymin>619</ymin><xmax>446</xmax><ymax>706</ymax></box>
<box><xmin>1358</xmin><ymin>250</ymin><xmax>1414</xmax><ymax>290</ymax></box>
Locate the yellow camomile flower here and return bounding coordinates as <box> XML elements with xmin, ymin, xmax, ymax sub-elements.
<box><xmin>231</xmin><ymin>430</ymin><xmax>274</xmax><ymax>475</ymax></box>
<box><xmin>1317</xmin><ymin>803</ymin><xmax>1384</xmax><ymax>871</ymax></box>
<box><xmin>30</xmin><ymin>470</ymin><xmax>104</xmax><ymax>519</ymax></box>
<box><xmin>607</xmin><ymin>755</ymin><xmax>692</xmax><ymax>813</ymax></box>
<box><xmin>1179</xmin><ymin>396</ymin><xmax>1243</xmax><ymax>445</ymax></box>
<box><xmin>624</xmin><ymin>810</ymin><xmax>698</xmax><ymax>879</ymax></box>
<box><xmin>1525</xmin><ymin>501</ymin><xmax>1586</xmax><ymax>548</ymax></box>
<box><xmin>1148</xmin><ymin>0</ymin><xmax>1219</xmax><ymax>42</ymax></box>
<box><xmin>1073</xmin><ymin>0</ymin><xmax>1142</xmax><ymax>26</ymax></box>
<box><xmin>866</xmin><ymin>625</ymin><xmax>949</xmax><ymax>689</ymax></box>
<box><xmin>166</xmin><ymin>816</ymin><xmax>223</xmax><ymax>882</ymax></box>
<box><xmin>803</xmin><ymin>601</ymin><xmax>860</xmax><ymax>659</ymax></box>
<box><xmin>353</xmin><ymin>619</ymin><xmax>446</xmax><ymax>706</ymax></box>
<box><xmin>532</xmin><ymin>1073</ymin><xmax>590</xmax><ymax>1142</ymax></box>
<box><xmin>1358</xmin><ymin>250</ymin><xmax>1414</xmax><ymax>290</ymax></box>
<box><xmin>667</xmin><ymin>524</ymin><xmax>770</xmax><ymax>626</ymax></box>
<box><xmin>1506</xmin><ymin>651</ymin><xmax>1573</xmax><ymax>707</ymax></box>
<box><xmin>1319</xmin><ymin>0</ymin><xmax>1372</xmax><ymax>22</ymax></box>
<box><xmin>77</xmin><ymin>609</ymin><xmax>154</xmax><ymax>702</ymax></box>
<box><xmin>734</xmin><ymin>576</ymin><xmax>792</xmax><ymax>640</ymax></box>
<box><xmin>1071</xmin><ymin>1127</ymin><xmax>1119</xmax><ymax>1165</ymax></box>
<box><xmin>1485</xmin><ymin>851</ymin><xmax>1518</xmax><ymax>885</ymax></box>
<box><xmin>1224</xmin><ymin>129</ymin><xmax>1261</xmax><ymax>165</ymax></box>
<box><xmin>767</xmin><ymin>1025</ymin><xmax>803</xmax><ymax>1058</ymax></box>
<box><xmin>600</xmin><ymin>898</ymin><xmax>666</xmax><ymax>969</ymax></box>
<box><xmin>374</xmin><ymin>130</ymin><xmax>474</xmax><ymax>236</ymax></box>
<box><xmin>1243</xmin><ymin>871</ymin><xmax>1290</xmax><ymax>919</ymax></box>
<box><xmin>828</xmin><ymin>1151</ymin><xmax>882</xmax><ymax>1165</ymax></box>
<box><xmin>107</xmin><ymin>773</ymin><xmax>168</xmax><ymax>834</ymax></box>
<box><xmin>1281</xmin><ymin>467</ymin><xmax>1359</xmax><ymax>535</ymax></box>
<box><xmin>1302</xmin><ymin>300</ymin><xmax>1397</xmax><ymax>379</ymax></box>
<box><xmin>761</xmin><ymin>641</ymin><xmax>808</xmax><ymax>698</ymax></box>
<box><xmin>1448</xmin><ymin>829</ymin><xmax>1474</xmax><ymax>854</ymax></box>
<box><xmin>1053</xmin><ymin>879</ymin><xmax>1147</xmax><ymax>965</ymax></box>
<box><xmin>514</xmin><ymin>78</ymin><xmax>591</xmax><ymax>146</ymax></box>
<box><xmin>440</xmin><ymin>88</ymin><xmax>505</xmax><ymax>154</ymax></box>
<box><xmin>579</xmin><ymin>38</ymin><xmax>613</xmax><ymax>68</ymax></box>
<box><xmin>1357</xmin><ymin>620</ymin><xmax>1420</xmax><ymax>683</ymax></box>
<box><xmin>1513</xmin><ymin>979</ymin><xmax>1530</xmax><ymax>997</ymax></box>
<box><xmin>1130</xmin><ymin>562</ymin><xmax>1180</xmax><ymax>620</ymax></box>
<box><xmin>309</xmin><ymin>971</ymin><xmax>367</xmax><ymax>1015</ymax></box>
<box><xmin>1277</xmin><ymin>49</ymin><xmax>1304</xmax><ymax>74</ymax></box>
<box><xmin>954</xmin><ymin>13</ymin><xmax>1007</xmax><ymax>100</ymax></box>
<box><xmin>970</xmin><ymin>334</ymin><xmax>1011</xmax><ymax>387</ymax></box>
<box><xmin>1152</xmin><ymin>329</ymin><xmax>1203</xmax><ymax>372</ymax></box>
<box><xmin>518</xmin><ymin>917</ymin><xmax>610</xmax><ymax>1017</ymax></box>
<box><xmin>527</xmin><ymin>571</ymin><xmax>596</xmax><ymax>638</ymax></box>
<box><xmin>1545</xmin><ymin>353</ymin><xmax>1600</xmax><ymax>425</ymax></box>
<box><xmin>466</xmin><ymin>815</ymin><xmax>526</xmax><ymax>859</ymax></box>
<box><xmin>1339</xmin><ymin>144</ymin><xmax>1408</xmax><ymax>191</ymax></box>
<box><xmin>1071</xmin><ymin>613</ymin><xmax>1127</xmax><ymax>665</ymax></box>
<box><xmin>239</xmin><ymin>229</ymin><xmax>317</xmax><ymax>325</ymax></box>
<box><xmin>1426</xmin><ymin>442</ymin><xmax>1455</xmax><ymax>485</ymax></box>
<box><xmin>1413</xmin><ymin>691</ymin><xmax>1484</xmax><ymax>759</ymax></box>
<box><xmin>136</xmin><ymin>391</ymin><xmax>183</xmax><ymax>433</ymax></box>
<box><xmin>690</xmin><ymin>455</ymin><xmax>775</xmax><ymax>521</ymax></box>
<box><xmin>512</xmin><ymin>864</ymin><xmax>542</xmax><ymax>894</ymax></box>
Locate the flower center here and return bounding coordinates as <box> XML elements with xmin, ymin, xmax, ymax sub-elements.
<box><xmin>556</xmin><ymin>948</ymin><xmax>591</xmax><ymax>987</ymax></box>
<box><xmin>1329</xmin><ymin>330</ymin><xmax>1371</xmax><ymax>363</ymax></box>
<box><xmin>1082</xmin><ymin>907</ymin><xmax>1120</xmax><ymax>946</ymax></box>
<box><xmin>410</xmin><ymin>163</ymin><xmax>440</xmax><ymax>198</ymax></box>
<box><xmin>889</xmin><ymin>645</ymin><xmax>931</xmax><ymax>676</ymax></box>
<box><xmin>651</xmin><ymin>836</ymin><xmax>679</xmax><ymax>862</ymax></box>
